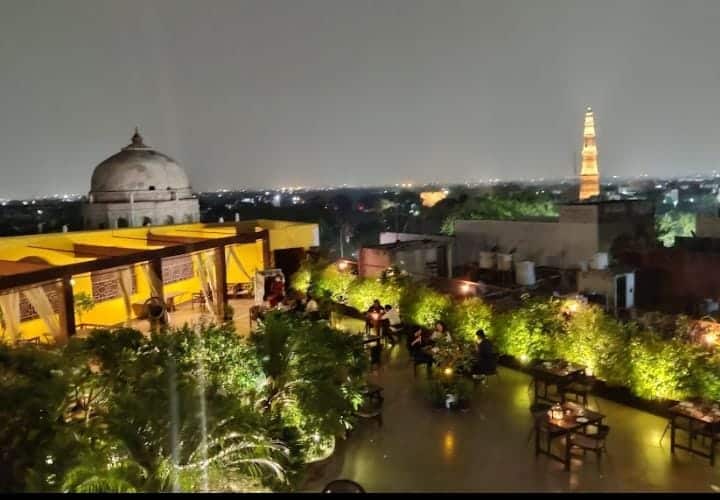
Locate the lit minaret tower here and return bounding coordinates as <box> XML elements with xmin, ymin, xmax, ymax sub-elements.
<box><xmin>579</xmin><ymin>106</ymin><xmax>600</xmax><ymax>200</ymax></box>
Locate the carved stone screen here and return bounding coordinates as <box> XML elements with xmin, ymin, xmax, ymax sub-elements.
<box><xmin>162</xmin><ymin>255</ymin><xmax>194</xmax><ymax>285</ymax></box>
<box><xmin>19</xmin><ymin>283</ymin><xmax>62</xmax><ymax>322</ymax></box>
<box><xmin>91</xmin><ymin>267</ymin><xmax>138</xmax><ymax>302</ymax></box>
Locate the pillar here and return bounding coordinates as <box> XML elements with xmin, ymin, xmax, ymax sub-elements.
<box><xmin>214</xmin><ymin>245</ymin><xmax>228</xmax><ymax>319</ymax></box>
<box><xmin>149</xmin><ymin>258</ymin><xmax>165</xmax><ymax>300</ymax></box>
<box><xmin>149</xmin><ymin>257</ymin><xmax>167</xmax><ymax>325</ymax></box>
<box><xmin>60</xmin><ymin>276</ymin><xmax>76</xmax><ymax>338</ymax></box>
<box><xmin>261</xmin><ymin>232</ymin><xmax>273</xmax><ymax>269</ymax></box>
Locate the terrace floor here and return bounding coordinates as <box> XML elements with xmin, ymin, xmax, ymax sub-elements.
<box><xmin>302</xmin><ymin>333</ymin><xmax>720</xmax><ymax>492</ymax></box>
<box><xmin>77</xmin><ymin>298</ymin><xmax>255</xmax><ymax>339</ymax></box>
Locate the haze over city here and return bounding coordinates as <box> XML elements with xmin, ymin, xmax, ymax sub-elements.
<box><xmin>2</xmin><ymin>0</ymin><xmax>720</xmax><ymax>198</ymax></box>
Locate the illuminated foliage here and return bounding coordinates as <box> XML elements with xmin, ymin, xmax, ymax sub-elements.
<box><xmin>491</xmin><ymin>297</ymin><xmax>560</xmax><ymax>362</ymax></box>
<box><xmin>250</xmin><ymin>312</ymin><xmax>368</xmax><ymax>472</ymax></box>
<box><xmin>656</xmin><ymin>210</ymin><xmax>696</xmax><ymax>247</ymax></box>
<box><xmin>446</xmin><ymin>298</ymin><xmax>493</xmax><ymax>343</ymax></box>
<box><xmin>289</xmin><ymin>261</ymin><xmax>313</xmax><ymax>295</ymax></box>
<box><xmin>312</xmin><ymin>265</ymin><xmax>355</xmax><ymax>302</ymax></box>
<box><xmin>346</xmin><ymin>278</ymin><xmax>403</xmax><ymax>312</ymax></box>
<box><xmin>400</xmin><ymin>284</ymin><xmax>451</xmax><ymax>327</ymax></box>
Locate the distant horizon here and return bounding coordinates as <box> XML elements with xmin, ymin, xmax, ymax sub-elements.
<box><xmin>2</xmin><ymin>172</ymin><xmax>718</xmax><ymax>202</ymax></box>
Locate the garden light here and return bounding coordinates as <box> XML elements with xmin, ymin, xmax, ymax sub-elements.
<box><xmin>703</xmin><ymin>332</ymin><xmax>718</xmax><ymax>347</ymax></box>
<box><xmin>337</xmin><ymin>260</ymin><xmax>349</xmax><ymax>271</ymax></box>
<box><xmin>459</xmin><ymin>282</ymin><xmax>472</xmax><ymax>294</ymax></box>
<box><xmin>444</xmin><ymin>367</ymin><xmax>453</xmax><ymax>376</ymax></box>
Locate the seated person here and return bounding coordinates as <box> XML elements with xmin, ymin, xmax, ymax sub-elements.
<box><xmin>430</xmin><ymin>321</ymin><xmax>452</xmax><ymax>343</ymax></box>
<box><xmin>304</xmin><ymin>293</ymin><xmax>320</xmax><ymax>319</ymax></box>
<box><xmin>276</xmin><ymin>297</ymin><xmax>294</xmax><ymax>312</ymax></box>
<box><xmin>305</xmin><ymin>293</ymin><xmax>319</xmax><ymax>313</ymax></box>
<box><xmin>380</xmin><ymin>304</ymin><xmax>402</xmax><ymax>345</ymax></box>
<box><xmin>267</xmin><ymin>276</ymin><xmax>285</xmax><ymax>308</ymax></box>
<box><xmin>366</xmin><ymin>299</ymin><xmax>384</xmax><ymax>334</ymax></box>
<box><xmin>409</xmin><ymin>327</ymin><xmax>434</xmax><ymax>365</ymax></box>
<box><xmin>473</xmin><ymin>329</ymin><xmax>497</xmax><ymax>376</ymax></box>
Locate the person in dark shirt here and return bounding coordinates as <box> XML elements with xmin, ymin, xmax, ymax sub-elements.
<box><xmin>409</xmin><ymin>326</ymin><xmax>434</xmax><ymax>365</ymax></box>
<box><xmin>474</xmin><ymin>329</ymin><xmax>497</xmax><ymax>376</ymax></box>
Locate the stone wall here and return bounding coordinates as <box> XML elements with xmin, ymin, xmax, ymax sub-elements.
<box><xmin>83</xmin><ymin>198</ymin><xmax>200</xmax><ymax>229</ymax></box>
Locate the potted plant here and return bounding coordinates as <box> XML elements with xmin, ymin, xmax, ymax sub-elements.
<box><xmin>426</xmin><ymin>371</ymin><xmax>474</xmax><ymax>411</ymax></box>
<box><xmin>224</xmin><ymin>303</ymin><xmax>235</xmax><ymax>322</ymax></box>
<box><xmin>73</xmin><ymin>292</ymin><xmax>95</xmax><ymax>330</ymax></box>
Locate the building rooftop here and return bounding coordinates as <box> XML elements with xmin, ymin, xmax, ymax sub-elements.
<box><xmin>363</xmin><ymin>239</ymin><xmax>451</xmax><ymax>252</ymax></box>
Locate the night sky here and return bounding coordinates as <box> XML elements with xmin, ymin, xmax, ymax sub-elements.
<box><xmin>1</xmin><ymin>0</ymin><xmax>720</xmax><ymax>198</ymax></box>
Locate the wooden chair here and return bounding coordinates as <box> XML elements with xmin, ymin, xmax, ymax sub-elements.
<box><xmin>526</xmin><ymin>402</ymin><xmax>553</xmax><ymax>444</ymax></box>
<box><xmin>191</xmin><ymin>291</ymin><xmax>210</xmax><ymax>311</ymax></box>
<box><xmin>560</xmin><ymin>374</ymin><xmax>598</xmax><ymax>409</ymax></box>
<box><xmin>569</xmin><ymin>424</ymin><xmax>611</xmax><ymax>461</ymax></box>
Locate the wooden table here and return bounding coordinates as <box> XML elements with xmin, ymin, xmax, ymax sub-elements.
<box><xmin>531</xmin><ymin>360</ymin><xmax>586</xmax><ymax>405</ymax></box>
<box><xmin>228</xmin><ymin>282</ymin><xmax>252</xmax><ymax>298</ymax></box>
<box><xmin>669</xmin><ymin>401</ymin><xmax>720</xmax><ymax>465</ymax></box>
<box><xmin>363</xmin><ymin>335</ymin><xmax>382</xmax><ymax>347</ymax></box>
<box><xmin>163</xmin><ymin>291</ymin><xmax>184</xmax><ymax>312</ymax></box>
<box><xmin>535</xmin><ymin>401</ymin><xmax>605</xmax><ymax>471</ymax></box>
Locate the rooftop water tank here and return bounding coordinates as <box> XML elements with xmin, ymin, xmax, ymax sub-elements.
<box><xmin>497</xmin><ymin>253</ymin><xmax>513</xmax><ymax>271</ymax></box>
<box><xmin>590</xmin><ymin>252</ymin><xmax>609</xmax><ymax>270</ymax></box>
<box><xmin>515</xmin><ymin>261</ymin><xmax>536</xmax><ymax>286</ymax></box>
<box><xmin>479</xmin><ymin>251</ymin><xmax>495</xmax><ymax>269</ymax></box>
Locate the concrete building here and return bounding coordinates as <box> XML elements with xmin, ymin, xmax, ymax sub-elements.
<box><xmin>577</xmin><ymin>267</ymin><xmax>635</xmax><ymax>313</ymax></box>
<box><xmin>0</xmin><ymin>219</ymin><xmax>319</xmax><ymax>344</ymax></box>
<box><xmin>695</xmin><ymin>214</ymin><xmax>720</xmax><ymax>238</ymax></box>
<box><xmin>619</xmin><ymin>236</ymin><xmax>720</xmax><ymax>314</ymax></box>
<box><xmin>359</xmin><ymin>236</ymin><xmax>453</xmax><ymax>279</ymax></box>
<box><xmin>453</xmin><ymin>106</ymin><xmax>654</xmax><ymax>271</ymax></box>
<box><xmin>454</xmin><ymin>199</ymin><xmax>655</xmax><ymax>270</ymax></box>
<box><xmin>83</xmin><ymin>129</ymin><xmax>200</xmax><ymax>229</ymax></box>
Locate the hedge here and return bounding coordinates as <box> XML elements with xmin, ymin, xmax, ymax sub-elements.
<box><xmin>292</xmin><ymin>263</ymin><xmax>720</xmax><ymax>403</ymax></box>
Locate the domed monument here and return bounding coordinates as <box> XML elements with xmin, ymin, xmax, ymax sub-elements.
<box><xmin>83</xmin><ymin>129</ymin><xmax>200</xmax><ymax>229</ymax></box>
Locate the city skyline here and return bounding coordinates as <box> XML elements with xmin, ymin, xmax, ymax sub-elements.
<box><xmin>2</xmin><ymin>0</ymin><xmax>720</xmax><ymax>198</ymax></box>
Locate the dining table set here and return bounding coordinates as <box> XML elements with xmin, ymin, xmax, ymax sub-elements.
<box><xmin>530</xmin><ymin>359</ymin><xmax>608</xmax><ymax>471</ymax></box>
<box><xmin>530</xmin><ymin>359</ymin><xmax>587</xmax><ymax>405</ymax></box>
<box><xmin>667</xmin><ymin>399</ymin><xmax>720</xmax><ymax>465</ymax></box>
<box><xmin>534</xmin><ymin>401</ymin><xmax>606</xmax><ymax>470</ymax></box>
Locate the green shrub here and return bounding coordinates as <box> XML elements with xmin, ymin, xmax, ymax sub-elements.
<box><xmin>289</xmin><ymin>262</ymin><xmax>313</xmax><ymax>295</ymax></box>
<box><xmin>628</xmin><ymin>335</ymin><xmax>698</xmax><ymax>401</ymax></box>
<box><xmin>446</xmin><ymin>298</ymin><xmax>493</xmax><ymax>342</ymax></box>
<box><xmin>691</xmin><ymin>353</ymin><xmax>720</xmax><ymax>401</ymax></box>
<box><xmin>425</xmin><ymin>372</ymin><xmax>474</xmax><ymax>408</ymax></box>
<box><xmin>400</xmin><ymin>284</ymin><xmax>451</xmax><ymax>327</ymax></box>
<box><xmin>556</xmin><ymin>305</ymin><xmax>630</xmax><ymax>386</ymax></box>
<box><xmin>312</xmin><ymin>265</ymin><xmax>356</xmax><ymax>302</ymax></box>
<box><xmin>491</xmin><ymin>298</ymin><xmax>560</xmax><ymax>362</ymax></box>
<box><xmin>346</xmin><ymin>278</ymin><xmax>402</xmax><ymax>312</ymax></box>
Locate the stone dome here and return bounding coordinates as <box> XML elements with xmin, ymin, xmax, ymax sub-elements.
<box><xmin>90</xmin><ymin>129</ymin><xmax>192</xmax><ymax>194</ymax></box>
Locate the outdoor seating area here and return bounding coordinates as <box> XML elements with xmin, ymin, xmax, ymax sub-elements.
<box><xmin>302</xmin><ymin>335</ymin><xmax>720</xmax><ymax>492</ymax></box>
